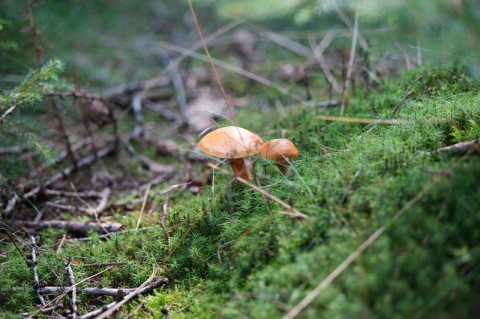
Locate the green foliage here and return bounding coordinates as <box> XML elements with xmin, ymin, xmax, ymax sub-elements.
<box><xmin>0</xmin><ymin>59</ymin><xmax>65</xmax><ymax>106</ymax></box>
<box><xmin>0</xmin><ymin>59</ymin><xmax>65</xmax><ymax>169</ymax></box>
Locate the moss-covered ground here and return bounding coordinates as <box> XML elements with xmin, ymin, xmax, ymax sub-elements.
<box><xmin>1</xmin><ymin>66</ymin><xmax>480</xmax><ymax>318</ymax></box>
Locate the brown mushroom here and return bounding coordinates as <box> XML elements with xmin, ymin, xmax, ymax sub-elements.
<box><xmin>198</xmin><ymin>126</ymin><xmax>263</xmax><ymax>180</ymax></box>
<box><xmin>259</xmin><ymin>139</ymin><xmax>299</xmax><ymax>174</ymax></box>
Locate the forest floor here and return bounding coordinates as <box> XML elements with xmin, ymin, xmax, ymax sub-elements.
<box><xmin>2</xmin><ymin>65</ymin><xmax>480</xmax><ymax>318</ymax></box>
<box><xmin>1</xmin><ymin>2</ymin><xmax>480</xmax><ymax>318</ymax></box>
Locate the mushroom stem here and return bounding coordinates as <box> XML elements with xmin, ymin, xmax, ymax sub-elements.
<box><xmin>229</xmin><ymin>158</ymin><xmax>251</xmax><ymax>180</ymax></box>
<box><xmin>274</xmin><ymin>160</ymin><xmax>289</xmax><ymax>174</ymax></box>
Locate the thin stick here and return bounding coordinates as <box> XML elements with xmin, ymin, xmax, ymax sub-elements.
<box><xmin>436</xmin><ymin>137</ymin><xmax>480</xmax><ymax>153</ymax></box>
<box><xmin>94</xmin><ymin>268</ymin><xmax>158</xmax><ymax>319</ymax></box>
<box><xmin>44</xmin><ymin>189</ymin><xmax>102</xmax><ymax>198</ymax></box>
<box><xmin>126</xmin><ymin>300</ymin><xmax>147</xmax><ymax>319</ymax></box>
<box><xmin>56</xmin><ymin>234</ymin><xmax>66</xmax><ymax>254</ymax></box>
<box><xmin>308</xmin><ymin>31</ymin><xmax>342</xmax><ymax>93</ymax></box>
<box><xmin>135</xmin><ymin>184</ymin><xmax>151</xmax><ymax>231</ymax></box>
<box><xmin>66</xmin><ymin>262</ymin><xmax>79</xmax><ymax>318</ymax></box>
<box><xmin>389</xmin><ymin>90</ymin><xmax>415</xmax><ymax>118</ymax></box>
<box><xmin>340</xmin><ymin>12</ymin><xmax>359</xmax><ymax>116</ymax></box>
<box><xmin>362</xmin><ymin>90</ymin><xmax>415</xmax><ymax>135</ymax></box>
<box><xmin>283</xmin><ymin>182</ymin><xmax>434</xmax><ymax>319</ymax></box>
<box><xmin>86</xmin><ymin>188</ymin><xmax>111</xmax><ymax>216</ymax></box>
<box><xmin>168</xmin><ymin>301</ymin><xmax>195</xmax><ymax>317</ymax></box>
<box><xmin>29</xmin><ymin>235</ymin><xmax>46</xmax><ymax>306</ymax></box>
<box><xmin>161</xmin><ymin>192</ymin><xmax>171</xmax><ymax>245</ymax></box>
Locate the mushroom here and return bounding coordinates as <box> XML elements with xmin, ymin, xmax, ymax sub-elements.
<box><xmin>198</xmin><ymin>126</ymin><xmax>263</xmax><ymax>180</ymax></box>
<box><xmin>259</xmin><ymin>139</ymin><xmax>299</xmax><ymax>174</ymax></box>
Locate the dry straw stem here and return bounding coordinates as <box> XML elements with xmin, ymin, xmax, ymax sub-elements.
<box><xmin>187</xmin><ymin>0</ymin><xmax>273</xmax><ymax>217</ymax></box>
<box><xmin>283</xmin><ymin>180</ymin><xmax>436</xmax><ymax>319</ymax></box>
<box><xmin>312</xmin><ymin>115</ymin><xmax>454</xmax><ymax>125</ymax></box>
<box><xmin>207</xmin><ymin>163</ymin><xmax>307</xmax><ymax>219</ymax></box>
<box><xmin>308</xmin><ymin>30</ymin><xmax>342</xmax><ymax>93</ymax></box>
<box><xmin>340</xmin><ymin>11</ymin><xmax>359</xmax><ymax>116</ymax></box>
<box><xmin>135</xmin><ymin>183</ymin><xmax>151</xmax><ymax>231</ymax></box>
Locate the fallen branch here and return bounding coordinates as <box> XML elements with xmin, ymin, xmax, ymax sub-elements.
<box><xmin>66</xmin><ymin>262</ymin><xmax>79</xmax><ymax>318</ymax></box>
<box><xmin>12</xmin><ymin>135</ymin><xmax>131</xmax><ymax>211</ymax></box>
<box><xmin>11</xmin><ymin>279</ymin><xmax>168</xmax><ymax>298</ymax></box>
<box><xmin>92</xmin><ymin>271</ymin><xmax>166</xmax><ymax>319</ymax></box>
<box><xmin>18</xmin><ymin>220</ymin><xmax>124</xmax><ymax>235</ymax></box>
<box><xmin>86</xmin><ymin>188</ymin><xmax>111</xmax><ymax>216</ymax></box>
<box><xmin>4</xmin><ymin>193</ymin><xmax>20</xmax><ymax>214</ymax></box>
<box><xmin>44</xmin><ymin>189</ymin><xmax>102</xmax><ymax>198</ymax></box>
<box><xmin>46</xmin><ymin>202</ymin><xmax>79</xmax><ymax>212</ymax></box>
<box><xmin>436</xmin><ymin>138</ymin><xmax>480</xmax><ymax>153</ymax></box>
<box><xmin>29</xmin><ymin>235</ymin><xmax>46</xmax><ymax>307</ymax></box>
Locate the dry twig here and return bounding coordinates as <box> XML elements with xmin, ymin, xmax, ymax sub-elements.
<box><xmin>126</xmin><ymin>300</ymin><xmax>148</xmax><ymax>319</ymax></box>
<box><xmin>86</xmin><ymin>188</ymin><xmax>111</xmax><ymax>216</ymax></box>
<box><xmin>94</xmin><ymin>269</ymin><xmax>164</xmax><ymax>319</ymax></box>
<box><xmin>135</xmin><ymin>184</ymin><xmax>151</xmax><ymax>231</ymax></box>
<box><xmin>29</xmin><ymin>235</ymin><xmax>46</xmax><ymax>306</ymax></box>
<box><xmin>161</xmin><ymin>192</ymin><xmax>171</xmax><ymax>245</ymax></box>
<box><xmin>66</xmin><ymin>262</ymin><xmax>79</xmax><ymax>318</ymax></box>
<box><xmin>436</xmin><ymin>137</ymin><xmax>480</xmax><ymax>153</ymax></box>
<box><xmin>340</xmin><ymin>12</ymin><xmax>359</xmax><ymax>116</ymax></box>
<box><xmin>18</xmin><ymin>220</ymin><xmax>123</xmax><ymax>236</ymax></box>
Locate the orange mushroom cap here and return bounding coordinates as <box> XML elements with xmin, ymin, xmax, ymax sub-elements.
<box><xmin>198</xmin><ymin>126</ymin><xmax>263</xmax><ymax>159</ymax></box>
<box><xmin>259</xmin><ymin>139</ymin><xmax>299</xmax><ymax>160</ymax></box>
